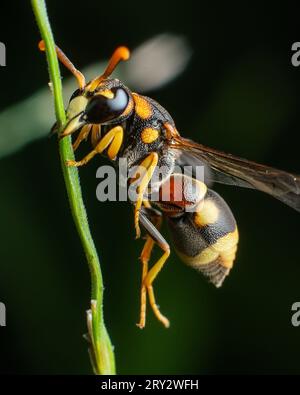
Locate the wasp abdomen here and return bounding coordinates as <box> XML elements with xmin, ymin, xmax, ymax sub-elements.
<box><xmin>167</xmin><ymin>189</ymin><xmax>239</xmax><ymax>287</ymax></box>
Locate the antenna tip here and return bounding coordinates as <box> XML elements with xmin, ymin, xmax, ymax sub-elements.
<box><xmin>117</xmin><ymin>46</ymin><xmax>130</xmax><ymax>61</ymax></box>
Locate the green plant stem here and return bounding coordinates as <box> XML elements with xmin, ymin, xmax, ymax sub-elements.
<box><xmin>31</xmin><ymin>0</ymin><xmax>116</xmax><ymax>375</ymax></box>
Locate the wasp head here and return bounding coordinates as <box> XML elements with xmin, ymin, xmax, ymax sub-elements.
<box><xmin>61</xmin><ymin>78</ymin><xmax>133</xmax><ymax>138</ymax></box>
<box><xmin>39</xmin><ymin>42</ymin><xmax>133</xmax><ymax>139</ymax></box>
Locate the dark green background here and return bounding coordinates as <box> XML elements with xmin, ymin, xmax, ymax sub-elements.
<box><xmin>0</xmin><ymin>1</ymin><xmax>300</xmax><ymax>374</ymax></box>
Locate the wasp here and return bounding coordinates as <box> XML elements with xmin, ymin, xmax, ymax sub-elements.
<box><xmin>39</xmin><ymin>41</ymin><xmax>300</xmax><ymax>329</ymax></box>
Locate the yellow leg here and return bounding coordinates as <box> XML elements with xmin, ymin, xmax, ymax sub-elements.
<box><xmin>144</xmin><ymin>246</ymin><xmax>170</xmax><ymax>328</ymax></box>
<box><xmin>143</xmin><ymin>199</ymin><xmax>151</xmax><ymax>209</ymax></box>
<box><xmin>67</xmin><ymin>125</ymin><xmax>123</xmax><ymax>167</ymax></box>
<box><xmin>137</xmin><ymin>208</ymin><xmax>162</xmax><ymax>329</ymax></box>
<box><xmin>72</xmin><ymin>125</ymin><xmax>92</xmax><ymax>151</ymax></box>
<box><xmin>136</xmin><ymin>237</ymin><xmax>153</xmax><ymax>329</ymax></box>
<box><xmin>130</xmin><ymin>153</ymin><xmax>159</xmax><ymax>239</ymax></box>
<box><xmin>91</xmin><ymin>124</ymin><xmax>101</xmax><ymax>147</ymax></box>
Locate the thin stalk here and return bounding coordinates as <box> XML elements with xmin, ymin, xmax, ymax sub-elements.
<box><xmin>31</xmin><ymin>0</ymin><xmax>116</xmax><ymax>375</ymax></box>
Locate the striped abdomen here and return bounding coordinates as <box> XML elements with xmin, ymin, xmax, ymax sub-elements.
<box><xmin>166</xmin><ymin>189</ymin><xmax>239</xmax><ymax>287</ymax></box>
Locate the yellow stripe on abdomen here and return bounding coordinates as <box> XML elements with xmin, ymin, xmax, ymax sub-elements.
<box><xmin>177</xmin><ymin>227</ymin><xmax>239</xmax><ymax>286</ymax></box>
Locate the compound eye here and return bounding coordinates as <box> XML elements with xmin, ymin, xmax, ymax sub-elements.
<box><xmin>84</xmin><ymin>87</ymin><xmax>129</xmax><ymax>124</ymax></box>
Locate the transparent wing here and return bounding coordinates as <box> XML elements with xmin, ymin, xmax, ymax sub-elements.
<box><xmin>171</xmin><ymin>137</ymin><xmax>300</xmax><ymax>212</ymax></box>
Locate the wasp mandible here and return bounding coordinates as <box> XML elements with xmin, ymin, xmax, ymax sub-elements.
<box><xmin>39</xmin><ymin>41</ymin><xmax>300</xmax><ymax>329</ymax></box>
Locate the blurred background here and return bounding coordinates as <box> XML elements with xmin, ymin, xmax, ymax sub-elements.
<box><xmin>0</xmin><ymin>1</ymin><xmax>300</xmax><ymax>374</ymax></box>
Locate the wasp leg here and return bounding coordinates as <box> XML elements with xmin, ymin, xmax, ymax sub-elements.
<box><xmin>139</xmin><ymin>210</ymin><xmax>170</xmax><ymax>328</ymax></box>
<box><xmin>129</xmin><ymin>152</ymin><xmax>159</xmax><ymax>239</ymax></box>
<box><xmin>142</xmin><ymin>199</ymin><xmax>152</xmax><ymax>209</ymax></box>
<box><xmin>72</xmin><ymin>125</ymin><xmax>92</xmax><ymax>151</ymax></box>
<box><xmin>137</xmin><ymin>207</ymin><xmax>162</xmax><ymax>329</ymax></box>
<box><xmin>67</xmin><ymin>125</ymin><xmax>123</xmax><ymax>167</ymax></box>
<box><xmin>137</xmin><ymin>237</ymin><xmax>151</xmax><ymax>329</ymax></box>
<box><xmin>145</xmin><ymin>246</ymin><xmax>170</xmax><ymax>328</ymax></box>
<box><xmin>91</xmin><ymin>124</ymin><xmax>102</xmax><ymax>148</ymax></box>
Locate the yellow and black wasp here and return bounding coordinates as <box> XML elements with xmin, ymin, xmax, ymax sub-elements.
<box><xmin>40</xmin><ymin>41</ymin><xmax>300</xmax><ymax>329</ymax></box>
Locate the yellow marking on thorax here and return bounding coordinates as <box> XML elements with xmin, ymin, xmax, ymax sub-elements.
<box><xmin>141</xmin><ymin>128</ymin><xmax>160</xmax><ymax>144</ymax></box>
<box><xmin>133</xmin><ymin>93</ymin><xmax>152</xmax><ymax>119</ymax></box>
<box><xmin>194</xmin><ymin>199</ymin><xmax>219</xmax><ymax>227</ymax></box>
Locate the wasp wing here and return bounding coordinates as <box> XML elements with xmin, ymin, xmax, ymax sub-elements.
<box><xmin>172</xmin><ymin>137</ymin><xmax>300</xmax><ymax>212</ymax></box>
